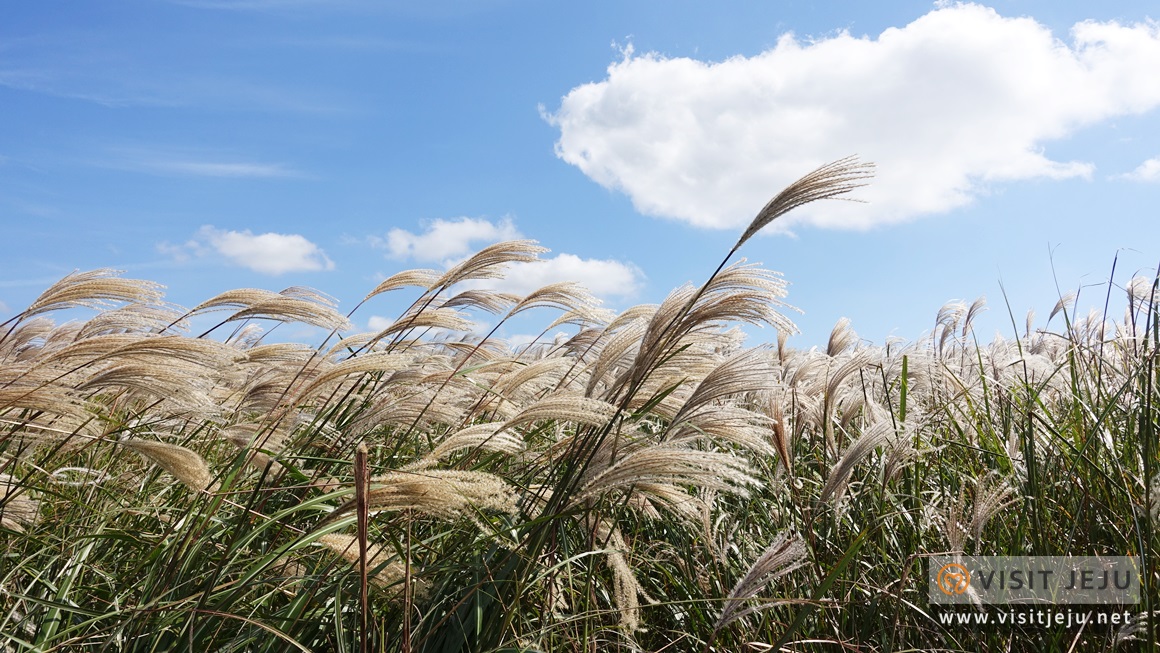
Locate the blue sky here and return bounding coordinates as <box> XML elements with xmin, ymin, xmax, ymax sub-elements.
<box><xmin>2</xmin><ymin>1</ymin><xmax>1159</xmax><ymax>348</ymax></box>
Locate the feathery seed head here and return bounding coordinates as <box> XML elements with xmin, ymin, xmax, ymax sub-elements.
<box><xmin>332</xmin><ymin>469</ymin><xmax>518</xmax><ymax>519</ymax></box>
<box><xmin>432</xmin><ymin>240</ymin><xmax>547</xmax><ymax>289</ymax></box>
<box><xmin>364</xmin><ymin>268</ymin><xmax>442</xmax><ymax>301</ymax></box>
<box><xmin>734</xmin><ymin>156</ymin><xmax>874</xmax><ymax>252</ymax></box>
<box><xmin>715</xmin><ymin>530</ymin><xmax>808</xmax><ymax>631</ymax></box>
<box><xmin>318</xmin><ymin>533</ymin><xmax>407</xmax><ymax>588</ymax></box>
<box><xmin>23</xmin><ymin>269</ymin><xmax>165</xmax><ymax>318</ymax></box>
<box><xmin>0</xmin><ymin>473</ymin><xmax>40</xmax><ymax>532</ymax></box>
<box><xmin>121</xmin><ymin>438</ymin><xmax>219</xmax><ymax>492</ymax></box>
<box><xmin>501</xmin><ymin>394</ymin><xmax>621</xmax><ymax>430</ymax></box>
<box><xmin>227</xmin><ymin>295</ymin><xmax>353</xmax><ymax>332</ymax></box>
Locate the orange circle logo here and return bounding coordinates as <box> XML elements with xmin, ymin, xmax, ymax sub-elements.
<box><xmin>937</xmin><ymin>563</ymin><xmax>971</xmax><ymax>595</ymax></box>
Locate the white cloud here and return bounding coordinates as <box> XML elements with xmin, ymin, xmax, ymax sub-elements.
<box><xmin>546</xmin><ymin>4</ymin><xmax>1160</xmax><ymax>230</ymax></box>
<box><xmin>367</xmin><ymin>315</ymin><xmax>393</xmax><ymax>331</ymax></box>
<box><xmin>375</xmin><ymin>217</ymin><xmax>521</xmax><ymax>263</ymax></box>
<box><xmin>472</xmin><ymin>254</ymin><xmax>645</xmax><ymax>300</ymax></box>
<box><xmin>1120</xmin><ymin>156</ymin><xmax>1160</xmax><ymax>182</ymax></box>
<box><xmin>160</xmin><ymin>226</ymin><xmax>334</xmax><ymax>275</ymax></box>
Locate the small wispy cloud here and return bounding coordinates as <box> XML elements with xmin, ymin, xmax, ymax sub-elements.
<box><xmin>265</xmin><ymin>35</ymin><xmax>428</xmax><ymax>52</ymax></box>
<box><xmin>168</xmin><ymin>0</ymin><xmax>369</xmax><ymax>11</ymax></box>
<box><xmin>0</xmin><ymin>67</ymin><xmax>176</xmax><ymax>108</ymax></box>
<box><xmin>366</xmin><ymin>315</ymin><xmax>393</xmax><ymax>331</ymax></box>
<box><xmin>106</xmin><ymin>148</ymin><xmax>305</xmax><ymax>179</ymax></box>
<box><xmin>159</xmin><ymin>226</ymin><xmax>334</xmax><ymax>275</ymax></box>
<box><xmin>139</xmin><ymin>159</ymin><xmax>303</xmax><ymax>179</ymax></box>
<box><xmin>0</xmin><ymin>53</ymin><xmax>345</xmax><ymax>113</ymax></box>
<box><xmin>1118</xmin><ymin>157</ymin><xmax>1160</xmax><ymax>182</ymax></box>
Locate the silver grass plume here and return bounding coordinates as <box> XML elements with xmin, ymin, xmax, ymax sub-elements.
<box><xmin>572</xmin><ymin>442</ymin><xmax>759</xmax><ymax>508</ymax></box>
<box><xmin>0</xmin><ymin>318</ymin><xmax>55</xmax><ymax>362</ymax></box>
<box><xmin>0</xmin><ymin>473</ymin><xmax>40</xmax><ymax>532</ymax></box>
<box><xmin>668</xmin><ymin>404</ymin><xmax>777</xmax><ymax>456</ymax></box>
<box><xmin>766</xmin><ymin>389</ymin><xmax>794</xmax><ymax>474</ymax></box>
<box><xmin>96</xmin><ymin>336</ymin><xmax>236</xmax><ymax>372</ymax></box>
<box><xmin>330</xmin><ymin>469</ymin><xmax>518</xmax><ymax>520</ymax></box>
<box><xmin>500</xmin><ymin>394</ymin><xmax>621</xmax><ymax>430</ymax></box>
<box><xmin>77</xmin><ymin>362</ymin><xmax>214</xmax><ymax>410</ymax></box>
<box><xmin>409</xmin><ymin>422</ymin><xmax>524</xmax><ymax>468</ymax></box>
<box><xmin>189</xmin><ymin>288</ymin><xmax>282</xmax><ymax>314</ymax></box>
<box><xmin>363</xmin><ymin>269</ymin><xmax>441</xmax><ymax>302</ymax></box>
<box><xmin>433</xmin><ymin>339</ymin><xmax>506</xmax><ymax>364</ymax></box>
<box><xmin>0</xmin><ymin>401</ymin><xmax>102</xmax><ymax>450</ymax></box>
<box><xmin>584</xmin><ymin>319</ymin><xmax>648</xmax><ymax>397</ymax></box>
<box><xmin>820</xmin><ymin>418</ymin><xmax>897</xmax><ymax>503</ymax></box>
<box><xmin>121</xmin><ymin>438</ymin><xmax>219</xmax><ymax>492</ymax></box>
<box><xmin>713</xmin><ymin>530</ymin><xmax>808</xmax><ymax>632</ymax></box>
<box><xmin>20</xmin><ymin>269</ymin><xmax>165</xmax><ymax>319</ymax></box>
<box><xmin>493</xmin><ymin>357</ymin><xmax>575</xmax><ymax>401</ymax></box>
<box><xmin>626</xmin><ymin>264</ymin><xmax>798</xmax><ymax>394</ymax></box>
<box><xmin>276</xmin><ymin>285</ymin><xmax>340</xmax><ymax>307</ymax></box>
<box><xmin>826</xmin><ymin>317</ymin><xmax>857</xmax><ymax>357</ymax></box>
<box><xmin>936</xmin><ymin>300</ymin><xmax>966</xmax><ymax>336</ymax></box>
<box><xmin>605</xmin><ymin>304</ymin><xmax>662</xmax><ymax>332</ymax></box>
<box><xmin>580</xmin><ymin>515</ymin><xmax>656</xmax><ymax>633</ymax></box>
<box><xmin>962</xmin><ymin>296</ymin><xmax>987</xmax><ymax>338</ymax></box>
<box><xmin>1049</xmin><ymin>291</ymin><xmax>1076</xmax><ymax>324</ymax></box>
<box><xmin>242</xmin><ymin>342</ymin><xmax>318</xmax><ymax>365</ymax></box>
<box><xmin>431</xmin><ymin>240</ymin><xmax>547</xmax><ymax>289</ymax></box>
<box><xmin>680</xmin><ymin>263</ymin><xmax>798</xmax><ymax>334</ymax></box>
<box><xmin>76</xmin><ymin>303</ymin><xmax>188</xmax><ymax>337</ymax></box>
<box><xmin>318</xmin><ymin>533</ymin><xmax>407</xmax><ymax>590</ymax></box>
<box><xmin>945</xmin><ymin>487</ymin><xmax>971</xmax><ymax>554</ymax></box>
<box><xmin>441</xmin><ymin>289</ymin><xmax>523</xmax><ymax>315</ymax></box>
<box><xmin>1127</xmin><ymin>275</ymin><xmax>1157</xmax><ymax>312</ymax></box>
<box><xmin>221</xmin><ymin>422</ymin><xmax>290</xmax><ymax>475</ymax></box>
<box><xmin>626</xmin><ymin>481</ymin><xmax>707</xmax><ymax>524</ymax></box>
<box><xmin>226</xmin><ymin>294</ymin><xmax>352</xmax><ymax>332</ymax></box>
<box><xmin>542</xmin><ymin>305</ymin><xmax>616</xmax><ymax>332</ymax></box>
<box><xmin>732</xmin><ymin>155</ymin><xmax>874</xmax><ymax>254</ymax></box>
<box><xmin>370</xmin><ymin>308</ymin><xmax>477</xmax><ymax>339</ymax></box>
<box><xmin>508</xmin><ymin>282</ymin><xmax>600</xmax><ymax>318</ymax></box>
<box><xmin>882</xmin><ymin>422</ymin><xmax>928</xmax><ymax>486</ymax></box>
<box><xmin>294</xmin><ymin>351</ymin><xmax>411</xmax><ymax>398</ymax></box>
<box><xmin>969</xmin><ymin>473</ymin><xmax>1019</xmax><ymax>541</ymax></box>
<box><xmin>776</xmin><ymin>328</ymin><xmax>789</xmax><ymax>366</ymax></box>
<box><xmin>671</xmin><ymin>348</ymin><xmax>777</xmax><ymax>425</ymax></box>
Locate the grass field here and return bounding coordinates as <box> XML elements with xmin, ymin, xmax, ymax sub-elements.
<box><xmin>1</xmin><ymin>159</ymin><xmax>1156</xmax><ymax>652</ymax></box>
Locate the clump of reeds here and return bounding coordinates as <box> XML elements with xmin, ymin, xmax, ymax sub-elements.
<box><xmin>1</xmin><ymin>157</ymin><xmax>1156</xmax><ymax>652</ymax></box>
